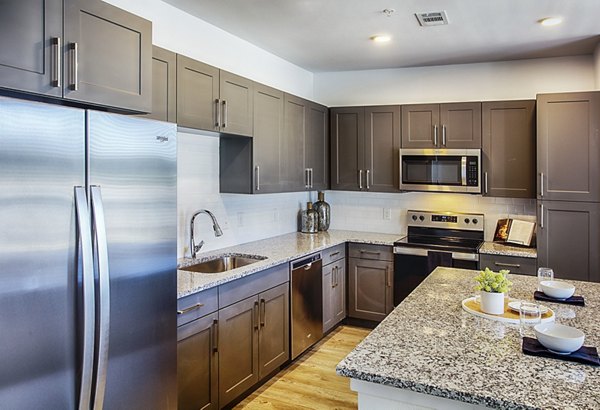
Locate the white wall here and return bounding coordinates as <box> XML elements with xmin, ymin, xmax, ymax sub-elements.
<box><xmin>103</xmin><ymin>0</ymin><xmax>314</xmax><ymax>99</ymax></box>
<box><xmin>314</xmin><ymin>56</ymin><xmax>595</xmax><ymax>106</ymax></box>
<box><xmin>595</xmin><ymin>43</ymin><xmax>600</xmax><ymax>89</ymax></box>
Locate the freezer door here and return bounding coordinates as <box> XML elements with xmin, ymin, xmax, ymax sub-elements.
<box><xmin>0</xmin><ymin>98</ymin><xmax>85</xmax><ymax>408</ymax></box>
<box><xmin>88</xmin><ymin>112</ymin><xmax>177</xmax><ymax>409</ymax></box>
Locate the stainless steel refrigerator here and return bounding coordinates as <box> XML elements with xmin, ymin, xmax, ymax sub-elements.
<box><xmin>0</xmin><ymin>97</ymin><xmax>177</xmax><ymax>409</ymax></box>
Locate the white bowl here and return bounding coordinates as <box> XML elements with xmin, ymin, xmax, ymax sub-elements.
<box><xmin>540</xmin><ymin>280</ymin><xmax>575</xmax><ymax>299</ymax></box>
<box><xmin>534</xmin><ymin>323</ymin><xmax>585</xmax><ymax>354</ymax></box>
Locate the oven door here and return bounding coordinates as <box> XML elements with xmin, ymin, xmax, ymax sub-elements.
<box><xmin>393</xmin><ymin>247</ymin><xmax>479</xmax><ymax>305</ymax></box>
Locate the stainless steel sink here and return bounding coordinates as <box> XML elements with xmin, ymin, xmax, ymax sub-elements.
<box><xmin>180</xmin><ymin>254</ymin><xmax>266</xmax><ymax>274</ymax></box>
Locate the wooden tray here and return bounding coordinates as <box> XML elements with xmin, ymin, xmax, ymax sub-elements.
<box><xmin>462</xmin><ymin>297</ymin><xmax>555</xmax><ymax>324</ymax></box>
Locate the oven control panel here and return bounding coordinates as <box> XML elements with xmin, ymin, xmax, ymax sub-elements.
<box><xmin>407</xmin><ymin>210</ymin><xmax>484</xmax><ymax>231</ymax></box>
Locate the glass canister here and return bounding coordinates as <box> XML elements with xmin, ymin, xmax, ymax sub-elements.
<box><xmin>300</xmin><ymin>202</ymin><xmax>318</xmax><ymax>233</ymax></box>
<box><xmin>314</xmin><ymin>191</ymin><xmax>330</xmax><ymax>231</ymax></box>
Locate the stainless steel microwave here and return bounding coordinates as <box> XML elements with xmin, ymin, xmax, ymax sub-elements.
<box><xmin>399</xmin><ymin>148</ymin><xmax>481</xmax><ymax>193</ymax></box>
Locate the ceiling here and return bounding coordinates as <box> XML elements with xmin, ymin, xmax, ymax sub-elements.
<box><xmin>163</xmin><ymin>0</ymin><xmax>600</xmax><ymax>72</ymax></box>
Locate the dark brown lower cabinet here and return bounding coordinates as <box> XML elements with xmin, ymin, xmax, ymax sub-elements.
<box><xmin>177</xmin><ymin>312</ymin><xmax>218</xmax><ymax>410</ymax></box>
<box><xmin>323</xmin><ymin>259</ymin><xmax>346</xmax><ymax>333</ymax></box>
<box><xmin>218</xmin><ymin>283</ymin><xmax>289</xmax><ymax>407</ymax></box>
<box><xmin>538</xmin><ymin>201</ymin><xmax>600</xmax><ymax>282</ymax></box>
<box><xmin>348</xmin><ymin>257</ymin><xmax>393</xmax><ymax>322</ymax></box>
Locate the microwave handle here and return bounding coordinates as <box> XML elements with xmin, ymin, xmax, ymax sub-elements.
<box><xmin>461</xmin><ymin>156</ymin><xmax>467</xmax><ymax>186</ymax></box>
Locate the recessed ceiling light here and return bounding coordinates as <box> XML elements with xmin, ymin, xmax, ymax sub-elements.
<box><xmin>539</xmin><ymin>17</ymin><xmax>563</xmax><ymax>27</ymax></box>
<box><xmin>371</xmin><ymin>35</ymin><xmax>391</xmax><ymax>43</ymax></box>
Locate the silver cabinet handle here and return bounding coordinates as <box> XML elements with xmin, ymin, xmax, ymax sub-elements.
<box><xmin>360</xmin><ymin>250</ymin><xmax>381</xmax><ymax>257</ymax></box>
<box><xmin>215</xmin><ymin>99</ymin><xmax>220</xmax><ymax>127</ymax></box>
<box><xmin>310</xmin><ymin>168</ymin><xmax>314</xmax><ymax>188</ymax></box>
<box><xmin>51</xmin><ymin>37</ymin><xmax>61</xmax><ymax>87</ymax></box>
<box><xmin>540</xmin><ymin>203</ymin><xmax>544</xmax><ymax>229</ymax></box>
<box><xmin>433</xmin><ymin>125</ymin><xmax>438</xmax><ymax>146</ymax></box>
<box><xmin>69</xmin><ymin>42</ymin><xmax>78</xmax><ymax>90</ymax></box>
<box><xmin>177</xmin><ymin>303</ymin><xmax>205</xmax><ymax>315</ymax></box>
<box><xmin>222</xmin><ymin>100</ymin><xmax>227</xmax><ymax>128</ymax></box>
<box><xmin>255</xmin><ymin>165</ymin><xmax>260</xmax><ymax>191</ymax></box>
<box><xmin>74</xmin><ymin>187</ymin><xmax>94</xmax><ymax>410</ymax></box>
<box><xmin>358</xmin><ymin>169</ymin><xmax>363</xmax><ymax>189</ymax></box>
<box><xmin>90</xmin><ymin>186</ymin><xmax>110</xmax><ymax>410</ymax></box>
<box><xmin>442</xmin><ymin>125</ymin><xmax>447</xmax><ymax>146</ymax></box>
<box><xmin>212</xmin><ymin>319</ymin><xmax>218</xmax><ymax>353</ymax></box>
<box><xmin>484</xmin><ymin>172</ymin><xmax>489</xmax><ymax>195</ymax></box>
<box><xmin>260</xmin><ymin>298</ymin><xmax>266</xmax><ymax>327</ymax></box>
<box><xmin>540</xmin><ymin>172</ymin><xmax>544</xmax><ymax>197</ymax></box>
<box><xmin>329</xmin><ymin>251</ymin><xmax>340</xmax><ymax>258</ymax></box>
<box><xmin>494</xmin><ymin>262</ymin><xmax>521</xmax><ymax>268</ymax></box>
<box><xmin>366</xmin><ymin>169</ymin><xmax>370</xmax><ymax>190</ymax></box>
<box><xmin>386</xmin><ymin>269</ymin><xmax>392</xmax><ymax>288</ymax></box>
<box><xmin>253</xmin><ymin>301</ymin><xmax>259</xmax><ymax>330</ymax></box>
<box><xmin>332</xmin><ymin>266</ymin><xmax>337</xmax><ymax>288</ymax></box>
<box><xmin>304</xmin><ymin>168</ymin><xmax>309</xmax><ymax>189</ymax></box>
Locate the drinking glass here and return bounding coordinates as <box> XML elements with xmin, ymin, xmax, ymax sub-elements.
<box><xmin>537</xmin><ymin>267</ymin><xmax>554</xmax><ymax>291</ymax></box>
<box><xmin>519</xmin><ymin>302</ymin><xmax>541</xmax><ymax>338</ymax></box>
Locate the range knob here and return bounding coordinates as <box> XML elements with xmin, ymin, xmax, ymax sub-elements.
<box><xmin>412</xmin><ymin>215</ymin><xmax>418</xmax><ymax>221</ymax></box>
<box><xmin>419</xmin><ymin>215</ymin><xmax>425</xmax><ymax>221</ymax></box>
<box><xmin>464</xmin><ymin>218</ymin><xmax>470</xmax><ymax>224</ymax></box>
<box><xmin>472</xmin><ymin>218</ymin><xmax>479</xmax><ymax>225</ymax></box>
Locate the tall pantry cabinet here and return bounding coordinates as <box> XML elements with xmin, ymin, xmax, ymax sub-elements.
<box><xmin>536</xmin><ymin>91</ymin><xmax>600</xmax><ymax>282</ymax></box>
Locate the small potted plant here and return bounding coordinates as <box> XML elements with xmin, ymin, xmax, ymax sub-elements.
<box><xmin>474</xmin><ymin>267</ymin><xmax>512</xmax><ymax>315</ymax></box>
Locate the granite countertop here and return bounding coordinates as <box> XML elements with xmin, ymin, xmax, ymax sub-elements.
<box><xmin>337</xmin><ymin>267</ymin><xmax>600</xmax><ymax>410</ymax></box>
<box><xmin>479</xmin><ymin>242</ymin><xmax>538</xmax><ymax>259</ymax></box>
<box><xmin>177</xmin><ymin>230</ymin><xmax>402</xmax><ymax>298</ymax></box>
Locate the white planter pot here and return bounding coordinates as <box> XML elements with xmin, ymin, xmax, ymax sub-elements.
<box><xmin>480</xmin><ymin>291</ymin><xmax>505</xmax><ymax>315</ymax></box>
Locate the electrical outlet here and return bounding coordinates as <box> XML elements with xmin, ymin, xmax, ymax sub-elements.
<box><xmin>383</xmin><ymin>208</ymin><xmax>391</xmax><ymax>220</ymax></box>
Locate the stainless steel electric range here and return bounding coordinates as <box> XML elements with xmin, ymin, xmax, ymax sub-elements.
<box><xmin>393</xmin><ymin>210</ymin><xmax>484</xmax><ymax>305</ymax></box>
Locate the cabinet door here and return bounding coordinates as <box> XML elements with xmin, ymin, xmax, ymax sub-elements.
<box><xmin>306</xmin><ymin>102</ymin><xmax>329</xmax><ymax>191</ymax></box>
<box><xmin>0</xmin><ymin>0</ymin><xmax>62</xmax><ymax>97</ymax></box>
<box><xmin>537</xmin><ymin>92</ymin><xmax>600</xmax><ymax>202</ymax></box>
<box><xmin>330</xmin><ymin>107</ymin><xmax>365</xmax><ymax>190</ymax></box>
<box><xmin>401</xmin><ymin>104</ymin><xmax>439</xmax><ymax>148</ymax></box>
<box><xmin>482</xmin><ymin>101</ymin><xmax>536</xmax><ymax>198</ymax></box>
<box><xmin>440</xmin><ymin>102</ymin><xmax>482</xmax><ymax>148</ymax></box>
<box><xmin>63</xmin><ymin>0</ymin><xmax>152</xmax><ymax>112</ymax></box>
<box><xmin>258</xmin><ymin>283</ymin><xmax>289</xmax><ymax>379</ymax></box>
<box><xmin>253</xmin><ymin>83</ymin><xmax>284</xmax><ymax>193</ymax></box>
<box><xmin>538</xmin><ymin>201</ymin><xmax>600</xmax><ymax>282</ymax></box>
<box><xmin>146</xmin><ymin>46</ymin><xmax>176</xmax><ymax>122</ymax></box>
<box><xmin>364</xmin><ymin>105</ymin><xmax>401</xmax><ymax>192</ymax></box>
<box><xmin>218</xmin><ymin>296</ymin><xmax>259</xmax><ymax>407</ymax></box>
<box><xmin>177</xmin><ymin>55</ymin><xmax>219</xmax><ymax>131</ymax></box>
<box><xmin>322</xmin><ymin>264</ymin><xmax>335</xmax><ymax>333</ymax></box>
<box><xmin>332</xmin><ymin>261</ymin><xmax>346</xmax><ymax>326</ymax></box>
<box><xmin>177</xmin><ymin>313</ymin><xmax>218</xmax><ymax>410</ymax></box>
<box><xmin>219</xmin><ymin>70</ymin><xmax>253</xmax><ymax>136</ymax></box>
<box><xmin>282</xmin><ymin>94</ymin><xmax>307</xmax><ymax>191</ymax></box>
<box><xmin>479</xmin><ymin>254</ymin><xmax>537</xmax><ymax>276</ymax></box>
<box><xmin>348</xmin><ymin>258</ymin><xmax>393</xmax><ymax>321</ymax></box>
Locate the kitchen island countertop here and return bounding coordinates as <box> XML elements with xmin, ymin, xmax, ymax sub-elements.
<box><xmin>337</xmin><ymin>267</ymin><xmax>600</xmax><ymax>409</ymax></box>
<box><xmin>177</xmin><ymin>230</ymin><xmax>401</xmax><ymax>298</ymax></box>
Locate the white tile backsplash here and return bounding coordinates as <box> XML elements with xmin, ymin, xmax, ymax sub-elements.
<box><xmin>178</xmin><ymin>133</ymin><xmax>536</xmax><ymax>258</ymax></box>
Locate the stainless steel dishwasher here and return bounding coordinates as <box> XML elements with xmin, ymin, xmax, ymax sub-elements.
<box><xmin>290</xmin><ymin>252</ymin><xmax>323</xmax><ymax>359</ymax></box>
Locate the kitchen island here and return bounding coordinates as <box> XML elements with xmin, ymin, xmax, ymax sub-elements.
<box><xmin>337</xmin><ymin>267</ymin><xmax>600</xmax><ymax>410</ymax></box>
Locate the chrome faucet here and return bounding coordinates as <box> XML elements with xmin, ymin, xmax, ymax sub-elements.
<box><xmin>190</xmin><ymin>209</ymin><xmax>223</xmax><ymax>259</ymax></box>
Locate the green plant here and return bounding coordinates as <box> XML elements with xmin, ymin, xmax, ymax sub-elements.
<box><xmin>474</xmin><ymin>267</ymin><xmax>512</xmax><ymax>293</ymax></box>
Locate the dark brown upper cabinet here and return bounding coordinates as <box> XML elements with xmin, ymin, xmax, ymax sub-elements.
<box><xmin>177</xmin><ymin>55</ymin><xmax>253</xmax><ymax>136</ymax></box>
<box><xmin>0</xmin><ymin>0</ymin><xmax>152</xmax><ymax>112</ymax></box>
<box><xmin>482</xmin><ymin>100</ymin><xmax>536</xmax><ymax>198</ymax></box>
<box><xmin>537</xmin><ymin>92</ymin><xmax>600</xmax><ymax>202</ymax></box>
<box><xmin>331</xmin><ymin>106</ymin><xmax>400</xmax><ymax>192</ymax></box>
<box><xmin>306</xmin><ymin>102</ymin><xmax>329</xmax><ymax>191</ymax></box>
<box><xmin>146</xmin><ymin>46</ymin><xmax>176</xmax><ymax>122</ymax></box>
<box><xmin>402</xmin><ymin>102</ymin><xmax>481</xmax><ymax>149</ymax></box>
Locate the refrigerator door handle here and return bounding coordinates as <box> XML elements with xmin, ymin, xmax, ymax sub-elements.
<box><xmin>74</xmin><ymin>187</ymin><xmax>95</xmax><ymax>410</ymax></box>
<box><xmin>90</xmin><ymin>186</ymin><xmax>111</xmax><ymax>410</ymax></box>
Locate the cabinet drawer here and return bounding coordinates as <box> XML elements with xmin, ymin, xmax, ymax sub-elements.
<box><xmin>322</xmin><ymin>243</ymin><xmax>346</xmax><ymax>265</ymax></box>
<box><xmin>219</xmin><ymin>263</ymin><xmax>289</xmax><ymax>308</ymax></box>
<box><xmin>479</xmin><ymin>254</ymin><xmax>537</xmax><ymax>276</ymax></box>
<box><xmin>177</xmin><ymin>287</ymin><xmax>218</xmax><ymax>327</ymax></box>
<box><xmin>348</xmin><ymin>243</ymin><xmax>393</xmax><ymax>261</ymax></box>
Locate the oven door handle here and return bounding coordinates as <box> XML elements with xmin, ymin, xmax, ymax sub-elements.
<box><xmin>393</xmin><ymin>247</ymin><xmax>479</xmax><ymax>262</ymax></box>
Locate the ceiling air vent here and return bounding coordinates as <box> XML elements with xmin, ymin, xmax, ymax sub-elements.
<box><xmin>415</xmin><ymin>11</ymin><xmax>449</xmax><ymax>26</ymax></box>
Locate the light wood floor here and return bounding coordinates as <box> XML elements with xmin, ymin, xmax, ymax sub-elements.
<box><xmin>234</xmin><ymin>325</ymin><xmax>371</xmax><ymax>410</ymax></box>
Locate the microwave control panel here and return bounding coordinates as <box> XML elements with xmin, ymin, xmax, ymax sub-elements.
<box><xmin>466</xmin><ymin>157</ymin><xmax>479</xmax><ymax>186</ymax></box>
